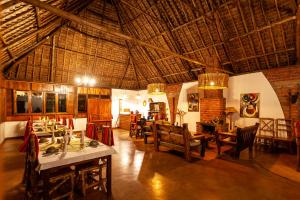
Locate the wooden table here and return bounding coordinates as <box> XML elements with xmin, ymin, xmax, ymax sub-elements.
<box><xmin>297</xmin><ymin>137</ymin><xmax>300</xmax><ymax>171</ymax></box>
<box><xmin>38</xmin><ymin>137</ymin><xmax>117</xmax><ymax>199</ymax></box>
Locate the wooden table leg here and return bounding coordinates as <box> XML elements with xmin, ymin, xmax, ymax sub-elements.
<box><xmin>106</xmin><ymin>155</ymin><xmax>112</xmax><ymax>199</ymax></box>
<box><xmin>297</xmin><ymin>138</ymin><xmax>300</xmax><ymax>172</ymax></box>
<box><xmin>42</xmin><ymin>171</ymin><xmax>50</xmax><ymax>200</ymax></box>
<box><xmin>200</xmin><ymin>137</ymin><xmax>206</xmax><ymax>157</ymax></box>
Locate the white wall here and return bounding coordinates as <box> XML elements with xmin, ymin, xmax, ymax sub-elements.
<box><xmin>4</xmin><ymin>121</ymin><xmax>27</xmax><ymax>138</ymax></box>
<box><xmin>0</xmin><ymin>123</ymin><xmax>5</xmax><ymax>143</ymax></box>
<box><xmin>111</xmin><ymin>89</ymin><xmax>141</xmax><ymax>128</ymax></box>
<box><xmin>73</xmin><ymin>118</ymin><xmax>87</xmax><ymax>131</ymax></box>
<box><xmin>111</xmin><ymin>89</ymin><xmax>170</xmax><ymax>128</ymax></box>
<box><xmin>176</xmin><ymin>81</ymin><xmax>199</xmax><ymax>132</ymax></box>
<box><xmin>223</xmin><ymin>72</ymin><xmax>284</xmax><ymax>127</ymax></box>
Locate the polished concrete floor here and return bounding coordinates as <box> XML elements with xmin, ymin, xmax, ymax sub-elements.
<box><xmin>1</xmin><ymin>129</ymin><xmax>300</xmax><ymax>200</ymax></box>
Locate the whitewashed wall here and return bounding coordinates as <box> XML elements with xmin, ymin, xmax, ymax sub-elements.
<box><xmin>0</xmin><ymin>122</ymin><xmax>5</xmax><ymax>143</ymax></box>
<box><xmin>176</xmin><ymin>81</ymin><xmax>199</xmax><ymax>132</ymax></box>
<box><xmin>223</xmin><ymin>72</ymin><xmax>284</xmax><ymax>128</ymax></box>
<box><xmin>111</xmin><ymin>89</ymin><xmax>171</xmax><ymax>128</ymax></box>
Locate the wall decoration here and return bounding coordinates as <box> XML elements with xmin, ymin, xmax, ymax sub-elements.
<box><xmin>187</xmin><ymin>93</ymin><xmax>199</xmax><ymax>112</ymax></box>
<box><xmin>240</xmin><ymin>93</ymin><xmax>260</xmax><ymax>118</ymax></box>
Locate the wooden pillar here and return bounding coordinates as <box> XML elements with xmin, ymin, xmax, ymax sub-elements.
<box><xmin>296</xmin><ymin>5</ymin><xmax>300</xmax><ymax>64</ymax></box>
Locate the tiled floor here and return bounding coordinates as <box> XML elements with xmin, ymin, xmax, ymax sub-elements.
<box><xmin>1</xmin><ymin>129</ymin><xmax>300</xmax><ymax>200</ymax></box>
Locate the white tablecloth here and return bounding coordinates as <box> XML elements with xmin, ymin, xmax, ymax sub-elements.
<box><xmin>38</xmin><ymin>137</ymin><xmax>117</xmax><ymax>171</ymax></box>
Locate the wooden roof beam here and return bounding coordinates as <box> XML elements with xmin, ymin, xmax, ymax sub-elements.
<box><xmin>2</xmin><ymin>0</ymin><xmax>91</xmax><ymax>72</ymax></box>
<box><xmin>152</xmin><ymin>0</ymin><xmax>197</xmax><ymax>80</ymax></box>
<box><xmin>113</xmin><ymin>0</ymin><xmax>169</xmax><ymax>83</ymax></box>
<box><xmin>3</xmin><ymin>0</ymin><xmax>92</xmax><ymax>52</ymax></box>
<box><xmin>1</xmin><ymin>0</ymin><xmax>19</xmax><ymax>11</ymax></box>
<box><xmin>67</xmin><ymin>26</ymin><xmax>126</xmax><ymax>48</ymax></box>
<box><xmin>119</xmin><ymin>57</ymin><xmax>131</xmax><ymax>88</ymax></box>
<box><xmin>112</xmin><ymin>0</ymin><xmax>149</xmax><ymax>86</ymax></box>
<box><xmin>20</xmin><ymin>0</ymin><xmax>211</xmax><ymax>69</ymax></box>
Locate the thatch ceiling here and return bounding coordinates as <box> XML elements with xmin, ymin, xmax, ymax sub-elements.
<box><xmin>0</xmin><ymin>0</ymin><xmax>298</xmax><ymax>89</ymax></box>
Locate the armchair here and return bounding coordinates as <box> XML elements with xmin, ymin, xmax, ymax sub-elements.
<box><xmin>216</xmin><ymin>123</ymin><xmax>259</xmax><ymax>159</ymax></box>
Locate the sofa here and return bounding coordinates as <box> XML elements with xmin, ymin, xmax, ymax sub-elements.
<box><xmin>153</xmin><ymin>123</ymin><xmax>205</xmax><ymax>161</ymax></box>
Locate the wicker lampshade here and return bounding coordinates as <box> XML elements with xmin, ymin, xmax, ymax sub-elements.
<box><xmin>225</xmin><ymin>107</ymin><xmax>238</xmax><ymax>114</ymax></box>
<box><xmin>147</xmin><ymin>83</ymin><xmax>166</xmax><ymax>95</ymax></box>
<box><xmin>198</xmin><ymin>72</ymin><xmax>229</xmax><ymax>90</ymax></box>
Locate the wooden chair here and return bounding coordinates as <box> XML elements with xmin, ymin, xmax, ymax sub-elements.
<box><xmin>255</xmin><ymin>118</ymin><xmax>275</xmax><ymax>150</ymax></box>
<box><xmin>129</xmin><ymin>114</ymin><xmax>141</xmax><ymax>137</ymax></box>
<box><xmin>25</xmin><ymin>133</ymin><xmax>75</xmax><ymax>200</ymax></box>
<box><xmin>76</xmin><ymin>158</ymin><xmax>107</xmax><ymax>197</ymax></box>
<box><xmin>216</xmin><ymin>123</ymin><xmax>259</xmax><ymax>159</ymax></box>
<box><xmin>273</xmin><ymin>119</ymin><xmax>294</xmax><ymax>153</ymax></box>
<box><xmin>143</xmin><ymin>121</ymin><xmax>154</xmax><ymax>144</ymax></box>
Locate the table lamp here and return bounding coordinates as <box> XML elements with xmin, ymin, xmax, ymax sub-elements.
<box><xmin>225</xmin><ymin>107</ymin><xmax>238</xmax><ymax>132</ymax></box>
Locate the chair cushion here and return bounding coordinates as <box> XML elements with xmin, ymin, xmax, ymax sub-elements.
<box><xmin>160</xmin><ymin>132</ymin><xmax>170</xmax><ymax>142</ymax></box>
<box><xmin>169</xmin><ymin>133</ymin><xmax>184</xmax><ymax>145</ymax></box>
<box><xmin>190</xmin><ymin>139</ymin><xmax>201</xmax><ymax>147</ymax></box>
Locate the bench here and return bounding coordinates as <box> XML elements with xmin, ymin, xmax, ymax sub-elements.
<box><xmin>153</xmin><ymin>123</ymin><xmax>205</xmax><ymax>161</ymax></box>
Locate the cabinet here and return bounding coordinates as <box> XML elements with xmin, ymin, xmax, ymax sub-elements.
<box><xmin>149</xmin><ymin>102</ymin><xmax>166</xmax><ymax>120</ymax></box>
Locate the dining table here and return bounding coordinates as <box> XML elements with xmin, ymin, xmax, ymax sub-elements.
<box><xmin>38</xmin><ymin>136</ymin><xmax>117</xmax><ymax>199</ymax></box>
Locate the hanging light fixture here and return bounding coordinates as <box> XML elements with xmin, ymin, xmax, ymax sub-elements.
<box><xmin>75</xmin><ymin>76</ymin><xmax>96</xmax><ymax>86</ymax></box>
<box><xmin>147</xmin><ymin>83</ymin><xmax>166</xmax><ymax>95</ymax></box>
<box><xmin>75</xmin><ymin>14</ymin><xmax>96</xmax><ymax>87</ymax></box>
<box><xmin>198</xmin><ymin>72</ymin><xmax>229</xmax><ymax>90</ymax></box>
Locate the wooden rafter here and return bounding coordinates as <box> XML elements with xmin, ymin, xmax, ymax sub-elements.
<box><xmin>225</xmin><ymin>4</ymin><xmax>251</xmax><ymax>71</ymax></box>
<box><xmin>119</xmin><ymin>57</ymin><xmax>131</xmax><ymax>88</ymax></box>
<box><xmin>0</xmin><ymin>34</ymin><xmax>13</xmax><ymax>58</ymax></box>
<box><xmin>2</xmin><ymin>0</ymin><xmax>91</xmax><ymax>73</ymax></box>
<box><xmin>112</xmin><ymin>0</ymin><xmax>168</xmax><ymax>83</ymax></box>
<box><xmin>111</xmin><ymin>0</ymin><xmax>149</xmax><ymax>87</ymax></box>
<box><xmin>20</xmin><ymin>0</ymin><xmax>222</xmax><ymax>71</ymax></box>
<box><xmin>34</xmin><ymin>6</ymin><xmax>41</xmax><ymax>42</ymax></box>
<box><xmin>247</xmin><ymin>0</ymin><xmax>270</xmax><ymax>69</ymax></box>
<box><xmin>152</xmin><ymin>0</ymin><xmax>197</xmax><ymax>80</ymax></box>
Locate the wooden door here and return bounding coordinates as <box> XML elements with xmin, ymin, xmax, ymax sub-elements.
<box><xmin>87</xmin><ymin>99</ymin><xmax>111</xmax><ymax>121</ymax></box>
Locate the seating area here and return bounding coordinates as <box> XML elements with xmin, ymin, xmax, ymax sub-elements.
<box><xmin>256</xmin><ymin>118</ymin><xmax>295</xmax><ymax>153</ymax></box>
<box><xmin>1</xmin><ymin>0</ymin><xmax>300</xmax><ymax>199</ymax></box>
<box><xmin>216</xmin><ymin>123</ymin><xmax>259</xmax><ymax>159</ymax></box>
<box><xmin>153</xmin><ymin>123</ymin><xmax>205</xmax><ymax>161</ymax></box>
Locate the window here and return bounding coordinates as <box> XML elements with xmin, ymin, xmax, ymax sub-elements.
<box><xmin>58</xmin><ymin>94</ymin><xmax>67</xmax><ymax>112</ymax></box>
<box><xmin>16</xmin><ymin>91</ymin><xmax>28</xmax><ymax>113</ymax></box>
<box><xmin>46</xmin><ymin>93</ymin><xmax>56</xmax><ymax>113</ymax></box>
<box><xmin>31</xmin><ymin>92</ymin><xmax>43</xmax><ymax>113</ymax></box>
<box><xmin>78</xmin><ymin>94</ymin><xmax>87</xmax><ymax>112</ymax></box>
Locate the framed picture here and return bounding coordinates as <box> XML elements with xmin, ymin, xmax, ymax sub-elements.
<box><xmin>240</xmin><ymin>93</ymin><xmax>260</xmax><ymax>118</ymax></box>
<box><xmin>187</xmin><ymin>93</ymin><xmax>199</xmax><ymax>112</ymax></box>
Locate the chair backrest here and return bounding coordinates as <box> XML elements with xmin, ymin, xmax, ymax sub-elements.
<box><xmin>25</xmin><ymin>134</ymin><xmax>39</xmax><ymax>190</ymax></box>
<box><xmin>259</xmin><ymin>118</ymin><xmax>275</xmax><ymax>137</ymax></box>
<box><xmin>275</xmin><ymin>119</ymin><xmax>293</xmax><ymax>138</ymax></box>
<box><xmin>236</xmin><ymin>123</ymin><xmax>259</xmax><ymax>150</ymax></box>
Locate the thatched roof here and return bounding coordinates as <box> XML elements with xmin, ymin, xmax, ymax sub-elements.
<box><xmin>0</xmin><ymin>0</ymin><xmax>298</xmax><ymax>89</ymax></box>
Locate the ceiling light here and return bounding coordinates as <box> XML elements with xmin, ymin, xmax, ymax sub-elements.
<box><xmin>75</xmin><ymin>76</ymin><xmax>96</xmax><ymax>86</ymax></box>
<box><xmin>147</xmin><ymin>83</ymin><xmax>166</xmax><ymax>95</ymax></box>
<box><xmin>198</xmin><ymin>72</ymin><xmax>228</xmax><ymax>90</ymax></box>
